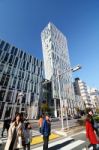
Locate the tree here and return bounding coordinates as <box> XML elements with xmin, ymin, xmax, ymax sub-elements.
<box><xmin>41</xmin><ymin>101</ymin><xmax>49</xmax><ymax>113</ymax></box>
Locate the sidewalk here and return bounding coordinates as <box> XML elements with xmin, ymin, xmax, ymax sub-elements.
<box><xmin>31</xmin><ymin>133</ymin><xmax>60</xmax><ymax>145</ymax></box>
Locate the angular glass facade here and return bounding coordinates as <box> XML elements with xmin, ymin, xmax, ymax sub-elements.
<box><xmin>41</xmin><ymin>23</ymin><xmax>75</xmax><ymax>116</ymax></box>
<box><xmin>0</xmin><ymin>39</ymin><xmax>44</xmax><ymax>119</ymax></box>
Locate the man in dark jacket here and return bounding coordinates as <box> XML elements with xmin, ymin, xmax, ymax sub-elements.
<box><xmin>41</xmin><ymin>115</ymin><xmax>51</xmax><ymax>150</ymax></box>
<box><xmin>1</xmin><ymin>117</ymin><xmax>11</xmax><ymax>137</ymax></box>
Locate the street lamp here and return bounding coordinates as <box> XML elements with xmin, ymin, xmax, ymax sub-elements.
<box><xmin>57</xmin><ymin>65</ymin><xmax>81</xmax><ymax>130</ymax></box>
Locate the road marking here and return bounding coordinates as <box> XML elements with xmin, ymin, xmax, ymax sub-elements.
<box><xmin>33</xmin><ymin>137</ymin><xmax>74</xmax><ymax>150</ymax></box>
<box><xmin>60</xmin><ymin>140</ymin><xmax>85</xmax><ymax>150</ymax></box>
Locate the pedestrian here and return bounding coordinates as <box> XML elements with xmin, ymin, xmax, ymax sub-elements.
<box><xmin>85</xmin><ymin>109</ymin><xmax>99</xmax><ymax>150</ymax></box>
<box><xmin>23</xmin><ymin>122</ymin><xmax>32</xmax><ymax>150</ymax></box>
<box><xmin>1</xmin><ymin>117</ymin><xmax>11</xmax><ymax>137</ymax></box>
<box><xmin>4</xmin><ymin>113</ymin><xmax>23</xmax><ymax>150</ymax></box>
<box><xmin>41</xmin><ymin>114</ymin><xmax>51</xmax><ymax>150</ymax></box>
<box><xmin>38</xmin><ymin>114</ymin><xmax>44</xmax><ymax>133</ymax></box>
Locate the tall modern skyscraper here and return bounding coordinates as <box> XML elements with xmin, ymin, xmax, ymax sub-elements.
<box><xmin>41</xmin><ymin>22</ymin><xmax>75</xmax><ymax>116</ymax></box>
<box><xmin>0</xmin><ymin>39</ymin><xmax>43</xmax><ymax>120</ymax></box>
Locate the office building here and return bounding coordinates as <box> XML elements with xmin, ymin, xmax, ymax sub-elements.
<box><xmin>41</xmin><ymin>22</ymin><xmax>75</xmax><ymax>116</ymax></box>
<box><xmin>0</xmin><ymin>39</ymin><xmax>43</xmax><ymax>119</ymax></box>
<box><xmin>75</xmin><ymin>95</ymin><xmax>85</xmax><ymax>111</ymax></box>
<box><xmin>74</xmin><ymin>78</ymin><xmax>91</xmax><ymax>108</ymax></box>
<box><xmin>88</xmin><ymin>88</ymin><xmax>99</xmax><ymax>110</ymax></box>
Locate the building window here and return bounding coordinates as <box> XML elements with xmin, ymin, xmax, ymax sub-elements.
<box><xmin>34</xmin><ymin>65</ymin><xmax>36</xmax><ymax>73</ymax></box>
<box><xmin>22</xmin><ymin>94</ymin><xmax>26</xmax><ymax>103</ymax></box>
<box><xmin>23</xmin><ymin>61</ymin><xmax>25</xmax><ymax>70</ymax></box>
<box><xmin>0</xmin><ymin>90</ymin><xmax>5</xmax><ymax>101</ymax></box>
<box><xmin>11</xmin><ymin>46</ymin><xmax>15</xmax><ymax>54</ymax></box>
<box><xmin>12</xmin><ymin>78</ymin><xmax>16</xmax><ymax>88</ymax></box>
<box><xmin>0</xmin><ymin>50</ymin><xmax>2</xmax><ymax>56</ymax></box>
<box><xmin>3</xmin><ymin>53</ymin><xmax>9</xmax><ymax>62</ymax></box>
<box><xmin>30</xmin><ymin>55</ymin><xmax>32</xmax><ymax>62</ymax></box>
<box><xmin>30</xmin><ymin>93</ymin><xmax>34</xmax><ymax>105</ymax></box>
<box><xmin>14</xmin><ymin>48</ymin><xmax>18</xmax><ymax>55</ymax></box>
<box><xmin>6</xmin><ymin>91</ymin><xmax>12</xmax><ymax>102</ymax></box>
<box><xmin>17</xmin><ymin>80</ymin><xmax>20</xmax><ymax>90</ymax></box>
<box><xmin>20</xmin><ymin>51</ymin><xmax>23</xmax><ymax>58</ymax></box>
<box><xmin>26</xmin><ymin>62</ymin><xmax>29</xmax><ymax>70</ymax></box>
<box><xmin>4</xmin><ymin>43</ymin><xmax>10</xmax><ymax>51</ymax></box>
<box><xmin>0</xmin><ymin>74</ymin><xmax>6</xmax><ymax>86</ymax></box>
<box><xmin>4</xmin><ymin>75</ymin><xmax>10</xmax><ymax>87</ymax></box>
<box><xmin>14</xmin><ymin>57</ymin><xmax>18</xmax><ymax>67</ymax></box>
<box><xmin>9</xmin><ymin>54</ymin><xmax>14</xmax><ymax>64</ymax></box>
<box><xmin>0</xmin><ymin>41</ymin><xmax>5</xmax><ymax>49</ymax></box>
<box><xmin>23</xmin><ymin>53</ymin><xmax>26</xmax><ymax>60</ymax></box>
<box><xmin>7</xmin><ymin>66</ymin><xmax>11</xmax><ymax>75</ymax></box>
<box><xmin>34</xmin><ymin>57</ymin><xmax>36</xmax><ymax>65</ymax></box>
<box><xmin>22</xmin><ymin>72</ymin><xmax>24</xmax><ymax>78</ymax></box>
<box><xmin>4</xmin><ymin>107</ymin><xmax>11</xmax><ymax>118</ymax></box>
<box><xmin>0</xmin><ymin>63</ymin><xmax>4</xmax><ymax>73</ymax></box>
<box><xmin>25</xmin><ymin>82</ymin><xmax>28</xmax><ymax>91</ymax></box>
<box><xmin>18</xmin><ymin>71</ymin><xmax>21</xmax><ymax>78</ymax></box>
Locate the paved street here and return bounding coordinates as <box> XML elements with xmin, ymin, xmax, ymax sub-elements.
<box><xmin>1</xmin><ymin>130</ymin><xmax>90</xmax><ymax>150</ymax></box>
<box><xmin>30</xmin><ymin>119</ymin><xmax>78</xmax><ymax>130</ymax></box>
<box><xmin>30</xmin><ymin>131</ymin><xmax>90</xmax><ymax>150</ymax></box>
<box><xmin>0</xmin><ymin>119</ymin><xmax>91</xmax><ymax>150</ymax></box>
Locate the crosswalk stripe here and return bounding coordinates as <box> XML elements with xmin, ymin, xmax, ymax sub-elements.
<box><xmin>32</xmin><ymin>137</ymin><xmax>86</xmax><ymax>150</ymax></box>
<box><xmin>33</xmin><ymin>137</ymin><xmax>74</xmax><ymax>150</ymax></box>
<box><xmin>49</xmin><ymin>137</ymin><xmax>74</xmax><ymax>147</ymax></box>
<box><xmin>60</xmin><ymin>140</ymin><xmax>85</xmax><ymax>150</ymax></box>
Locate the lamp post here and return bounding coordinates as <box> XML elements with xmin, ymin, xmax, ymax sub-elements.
<box><xmin>57</xmin><ymin>65</ymin><xmax>81</xmax><ymax>130</ymax></box>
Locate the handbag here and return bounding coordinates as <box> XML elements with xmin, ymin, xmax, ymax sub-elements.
<box><xmin>17</xmin><ymin>136</ymin><xmax>23</xmax><ymax>148</ymax></box>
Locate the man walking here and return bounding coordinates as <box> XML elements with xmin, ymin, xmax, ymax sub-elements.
<box><xmin>41</xmin><ymin>114</ymin><xmax>51</xmax><ymax>150</ymax></box>
<box><xmin>1</xmin><ymin>117</ymin><xmax>11</xmax><ymax>137</ymax></box>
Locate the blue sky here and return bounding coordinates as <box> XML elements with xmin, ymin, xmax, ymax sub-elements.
<box><xmin>0</xmin><ymin>0</ymin><xmax>99</xmax><ymax>88</ymax></box>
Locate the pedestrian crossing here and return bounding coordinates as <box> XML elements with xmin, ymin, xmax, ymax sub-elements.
<box><xmin>32</xmin><ymin>137</ymin><xmax>93</xmax><ymax>150</ymax></box>
<box><xmin>0</xmin><ymin>129</ymin><xmax>93</xmax><ymax>150</ymax></box>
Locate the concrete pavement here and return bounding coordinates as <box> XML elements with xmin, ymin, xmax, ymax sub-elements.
<box><xmin>29</xmin><ymin>130</ymin><xmax>90</xmax><ymax>150</ymax></box>
<box><xmin>0</xmin><ymin>119</ymin><xmax>87</xmax><ymax>150</ymax></box>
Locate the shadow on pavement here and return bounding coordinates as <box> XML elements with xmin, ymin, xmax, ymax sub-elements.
<box><xmin>48</xmin><ymin>139</ymin><xmax>75</xmax><ymax>150</ymax></box>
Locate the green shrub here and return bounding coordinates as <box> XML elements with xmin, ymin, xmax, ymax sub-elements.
<box><xmin>93</xmin><ymin>115</ymin><xmax>99</xmax><ymax>123</ymax></box>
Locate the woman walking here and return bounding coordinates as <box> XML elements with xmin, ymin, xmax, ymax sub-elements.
<box><xmin>4</xmin><ymin>113</ymin><xmax>23</xmax><ymax>150</ymax></box>
<box><xmin>86</xmin><ymin>109</ymin><xmax>99</xmax><ymax>150</ymax></box>
<box><xmin>38</xmin><ymin>114</ymin><xmax>44</xmax><ymax>133</ymax></box>
<box><xmin>23</xmin><ymin>122</ymin><xmax>32</xmax><ymax>150</ymax></box>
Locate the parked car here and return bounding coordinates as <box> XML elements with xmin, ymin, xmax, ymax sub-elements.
<box><xmin>50</xmin><ymin>117</ymin><xmax>60</xmax><ymax>122</ymax></box>
<box><xmin>68</xmin><ymin>115</ymin><xmax>72</xmax><ymax>120</ymax></box>
<box><xmin>73</xmin><ymin>114</ymin><xmax>81</xmax><ymax>119</ymax></box>
<box><xmin>63</xmin><ymin>115</ymin><xmax>72</xmax><ymax>120</ymax></box>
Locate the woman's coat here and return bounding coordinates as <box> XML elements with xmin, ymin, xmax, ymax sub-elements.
<box><xmin>4</xmin><ymin>122</ymin><xmax>22</xmax><ymax>150</ymax></box>
<box><xmin>86</xmin><ymin>119</ymin><xmax>99</xmax><ymax>144</ymax></box>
